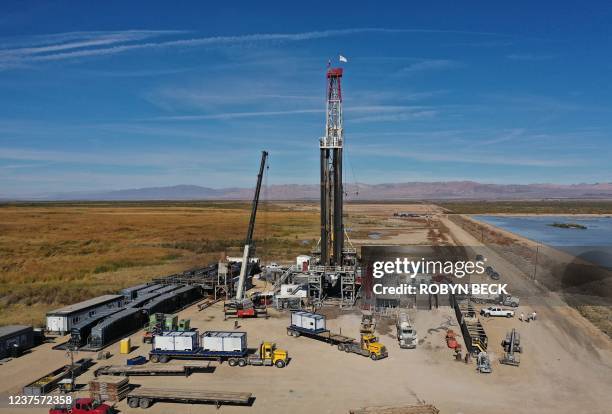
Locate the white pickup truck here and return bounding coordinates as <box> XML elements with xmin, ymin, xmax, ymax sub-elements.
<box><xmin>480</xmin><ymin>306</ymin><xmax>514</xmax><ymax>318</ymax></box>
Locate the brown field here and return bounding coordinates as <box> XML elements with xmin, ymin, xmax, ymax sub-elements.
<box><xmin>0</xmin><ymin>202</ymin><xmax>320</xmax><ymax>326</ymax></box>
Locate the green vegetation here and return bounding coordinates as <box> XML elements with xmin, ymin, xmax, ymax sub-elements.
<box><xmin>438</xmin><ymin>200</ymin><xmax>612</xmax><ymax>214</ymax></box>
<box><xmin>548</xmin><ymin>222</ymin><xmax>587</xmax><ymax>229</ymax></box>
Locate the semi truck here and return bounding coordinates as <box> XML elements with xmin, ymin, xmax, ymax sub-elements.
<box><xmin>149</xmin><ymin>330</ymin><xmax>288</xmax><ymax>367</ymax></box>
<box><xmin>471</xmin><ymin>293</ymin><xmax>519</xmax><ymax>307</ymax></box>
<box><xmin>286</xmin><ymin>311</ymin><xmax>388</xmax><ymax>360</ymax></box>
<box><xmin>396</xmin><ymin>312</ymin><xmax>417</xmax><ymax>349</ymax></box>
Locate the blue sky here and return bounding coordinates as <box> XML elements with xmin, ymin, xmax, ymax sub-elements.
<box><xmin>1</xmin><ymin>1</ymin><xmax>611</xmax><ymax>196</ymax></box>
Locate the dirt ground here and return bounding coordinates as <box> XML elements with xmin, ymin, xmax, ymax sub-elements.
<box><xmin>1</xmin><ymin>203</ymin><xmax>611</xmax><ymax>414</ymax></box>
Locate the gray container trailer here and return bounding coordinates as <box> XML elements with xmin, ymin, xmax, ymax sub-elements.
<box><xmin>0</xmin><ymin>325</ymin><xmax>34</xmax><ymax>358</ymax></box>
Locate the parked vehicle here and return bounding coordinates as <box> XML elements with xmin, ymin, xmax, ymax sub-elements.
<box><xmin>480</xmin><ymin>306</ymin><xmax>514</xmax><ymax>318</ymax></box>
<box><xmin>49</xmin><ymin>398</ymin><xmax>114</xmax><ymax>414</ymax></box>
<box><xmin>287</xmin><ymin>311</ymin><xmax>388</xmax><ymax>360</ymax></box>
<box><xmin>396</xmin><ymin>312</ymin><xmax>417</xmax><ymax>349</ymax></box>
<box><xmin>149</xmin><ymin>330</ymin><xmax>288</xmax><ymax>367</ymax></box>
<box><xmin>471</xmin><ymin>293</ymin><xmax>519</xmax><ymax>307</ymax></box>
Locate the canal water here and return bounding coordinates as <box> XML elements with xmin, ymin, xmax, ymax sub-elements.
<box><xmin>472</xmin><ymin>215</ymin><xmax>612</xmax><ymax>269</ymax></box>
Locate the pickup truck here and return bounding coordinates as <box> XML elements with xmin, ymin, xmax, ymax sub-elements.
<box><xmin>480</xmin><ymin>306</ymin><xmax>514</xmax><ymax>318</ymax></box>
<box><xmin>49</xmin><ymin>398</ymin><xmax>114</xmax><ymax>414</ymax></box>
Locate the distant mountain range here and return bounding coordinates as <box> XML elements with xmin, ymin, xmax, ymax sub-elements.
<box><xmin>5</xmin><ymin>182</ymin><xmax>612</xmax><ymax>201</ymax></box>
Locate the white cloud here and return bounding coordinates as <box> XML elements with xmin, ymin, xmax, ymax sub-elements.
<box><xmin>397</xmin><ymin>59</ymin><xmax>462</xmax><ymax>75</ymax></box>
<box><xmin>0</xmin><ymin>28</ymin><xmax>499</xmax><ymax>68</ymax></box>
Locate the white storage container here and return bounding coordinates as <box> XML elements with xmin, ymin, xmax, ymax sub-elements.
<box><xmin>153</xmin><ymin>335</ymin><xmax>175</xmax><ymax>351</ymax></box>
<box><xmin>153</xmin><ymin>331</ymin><xmax>197</xmax><ymax>351</ymax></box>
<box><xmin>291</xmin><ymin>311</ymin><xmax>326</xmax><ymax>331</ymax></box>
<box><xmin>173</xmin><ymin>331</ymin><xmax>197</xmax><ymax>351</ymax></box>
<box><xmin>201</xmin><ymin>331</ymin><xmax>246</xmax><ymax>352</ymax></box>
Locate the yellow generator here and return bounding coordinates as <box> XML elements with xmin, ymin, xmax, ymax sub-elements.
<box><xmin>119</xmin><ymin>338</ymin><xmax>131</xmax><ymax>354</ymax></box>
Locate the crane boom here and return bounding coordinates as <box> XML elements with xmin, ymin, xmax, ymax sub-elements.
<box><xmin>235</xmin><ymin>150</ymin><xmax>268</xmax><ymax>300</ymax></box>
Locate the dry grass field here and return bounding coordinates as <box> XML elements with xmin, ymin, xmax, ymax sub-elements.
<box><xmin>0</xmin><ymin>202</ymin><xmax>319</xmax><ymax>326</ymax></box>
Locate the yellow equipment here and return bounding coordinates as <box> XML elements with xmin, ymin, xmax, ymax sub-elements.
<box><xmin>359</xmin><ymin>334</ymin><xmax>387</xmax><ymax>360</ymax></box>
<box><xmin>360</xmin><ymin>314</ymin><xmax>375</xmax><ymax>334</ymax></box>
<box><xmin>258</xmin><ymin>342</ymin><xmax>288</xmax><ymax>368</ymax></box>
<box><xmin>119</xmin><ymin>338</ymin><xmax>131</xmax><ymax>354</ymax></box>
<box><xmin>228</xmin><ymin>341</ymin><xmax>288</xmax><ymax>367</ymax></box>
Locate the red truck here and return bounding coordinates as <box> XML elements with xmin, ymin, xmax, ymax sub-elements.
<box><xmin>49</xmin><ymin>398</ymin><xmax>114</xmax><ymax>414</ymax></box>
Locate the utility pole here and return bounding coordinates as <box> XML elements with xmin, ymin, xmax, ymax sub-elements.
<box><xmin>533</xmin><ymin>244</ymin><xmax>539</xmax><ymax>282</ymax></box>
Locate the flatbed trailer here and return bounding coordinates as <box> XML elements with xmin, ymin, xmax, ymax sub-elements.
<box><xmin>126</xmin><ymin>387</ymin><xmax>252</xmax><ymax>409</ymax></box>
<box><xmin>150</xmin><ymin>348</ymin><xmax>247</xmax><ymax>364</ymax></box>
<box><xmin>287</xmin><ymin>325</ymin><xmax>388</xmax><ymax>360</ymax></box>
<box><xmin>287</xmin><ymin>325</ymin><xmax>354</xmax><ymax>344</ymax></box>
<box><xmin>94</xmin><ymin>362</ymin><xmax>214</xmax><ymax>377</ymax></box>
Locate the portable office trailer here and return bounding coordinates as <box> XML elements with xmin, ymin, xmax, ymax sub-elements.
<box><xmin>139</xmin><ymin>285</ymin><xmax>201</xmax><ymax>317</ymax></box>
<box><xmin>132</xmin><ymin>284</ymin><xmax>162</xmax><ymax>297</ymax></box>
<box><xmin>121</xmin><ymin>283</ymin><xmax>151</xmax><ymax>300</ymax></box>
<box><xmin>46</xmin><ymin>294</ymin><xmax>124</xmax><ymax>335</ymax></box>
<box><xmin>125</xmin><ymin>290</ymin><xmax>164</xmax><ymax>309</ymax></box>
<box><xmin>141</xmin><ymin>292</ymin><xmax>179</xmax><ymax>316</ymax></box>
<box><xmin>0</xmin><ymin>325</ymin><xmax>34</xmax><ymax>358</ymax></box>
<box><xmin>88</xmin><ymin>307</ymin><xmax>143</xmax><ymax>349</ymax></box>
<box><xmin>172</xmin><ymin>285</ymin><xmax>202</xmax><ymax>308</ymax></box>
<box><xmin>291</xmin><ymin>311</ymin><xmax>326</xmax><ymax>333</ymax></box>
<box><xmin>201</xmin><ymin>331</ymin><xmax>246</xmax><ymax>353</ymax></box>
<box><xmin>69</xmin><ymin>307</ymin><xmax>122</xmax><ymax>347</ymax></box>
<box><xmin>125</xmin><ymin>285</ymin><xmax>179</xmax><ymax>309</ymax></box>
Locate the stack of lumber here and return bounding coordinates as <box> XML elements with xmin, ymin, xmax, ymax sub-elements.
<box><xmin>89</xmin><ymin>376</ymin><xmax>130</xmax><ymax>401</ymax></box>
<box><xmin>350</xmin><ymin>404</ymin><xmax>440</xmax><ymax>414</ymax></box>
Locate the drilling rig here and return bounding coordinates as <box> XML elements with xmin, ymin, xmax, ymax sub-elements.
<box><xmin>224</xmin><ymin>150</ymin><xmax>269</xmax><ymax>318</ymax></box>
<box><xmin>310</xmin><ymin>64</ymin><xmax>357</xmax><ymax>306</ymax></box>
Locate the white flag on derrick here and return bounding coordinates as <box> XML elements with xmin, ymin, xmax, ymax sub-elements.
<box><xmin>339</xmin><ymin>54</ymin><xmax>348</xmax><ymax>63</ymax></box>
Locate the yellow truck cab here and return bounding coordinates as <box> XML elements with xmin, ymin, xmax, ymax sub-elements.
<box><xmin>260</xmin><ymin>342</ymin><xmax>288</xmax><ymax>368</ymax></box>
<box><xmin>360</xmin><ymin>334</ymin><xmax>388</xmax><ymax>360</ymax></box>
